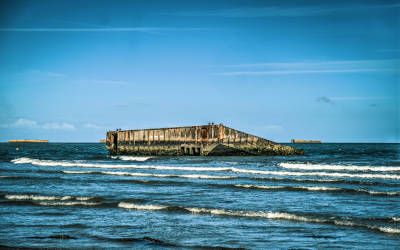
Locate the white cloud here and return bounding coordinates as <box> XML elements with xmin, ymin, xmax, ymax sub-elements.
<box><xmin>0</xmin><ymin>118</ymin><xmax>75</xmax><ymax>130</ymax></box>
<box><xmin>0</xmin><ymin>27</ymin><xmax>208</xmax><ymax>35</ymax></box>
<box><xmin>216</xmin><ymin>59</ymin><xmax>400</xmax><ymax>76</ymax></box>
<box><xmin>83</xmin><ymin>123</ymin><xmax>103</xmax><ymax>129</ymax></box>
<box><xmin>17</xmin><ymin>70</ymin><xmax>66</xmax><ymax>79</ymax></box>
<box><xmin>174</xmin><ymin>3</ymin><xmax>400</xmax><ymax>17</ymax></box>
<box><xmin>42</xmin><ymin>122</ymin><xmax>75</xmax><ymax>130</ymax></box>
<box><xmin>29</xmin><ymin>70</ymin><xmax>65</xmax><ymax>78</ymax></box>
<box><xmin>13</xmin><ymin>118</ymin><xmax>38</xmax><ymax>127</ymax></box>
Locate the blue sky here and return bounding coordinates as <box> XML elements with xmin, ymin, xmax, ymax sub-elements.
<box><xmin>0</xmin><ymin>0</ymin><xmax>399</xmax><ymax>142</ymax></box>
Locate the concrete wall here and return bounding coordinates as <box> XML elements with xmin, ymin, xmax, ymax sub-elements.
<box><xmin>106</xmin><ymin>124</ymin><xmax>302</xmax><ymax>156</ymax></box>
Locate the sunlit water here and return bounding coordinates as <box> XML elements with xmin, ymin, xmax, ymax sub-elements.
<box><xmin>0</xmin><ymin>143</ymin><xmax>399</xmax><ymax>248</ymax></box>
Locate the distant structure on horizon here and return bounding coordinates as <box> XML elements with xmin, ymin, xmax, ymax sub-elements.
<box><xmin>99</xmin><ymin>139</ymin><xmax>106</xmax><ymax>143</ymax></box>
<box><xmin>106</xmin><ymin>123</ymin><xmax>303</xmax><ymax>156</ymax></box>
<box><xmin>291</xmin><ymin>139</ymin><xmax>321</xmax><ymax>144</ymax></box>
<box><xmin>8</xmin><ymin>140</ymin><xmax>49</xmax><ymax>143</ymax></box>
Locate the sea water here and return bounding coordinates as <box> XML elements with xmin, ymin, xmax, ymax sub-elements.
<box><xmin>0</xmin><ymin>143</ymin><xmax>399</xmax><ymax>248</ymax></box>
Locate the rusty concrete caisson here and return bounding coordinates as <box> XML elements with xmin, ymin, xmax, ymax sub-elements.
<box><xmin>106</xmin><ymin>124</ymin><xmax>303</xmax><ymax>156</ymax></box>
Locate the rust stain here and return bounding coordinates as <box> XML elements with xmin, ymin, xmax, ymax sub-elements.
<box><xmin>106</xmin><ymin>123</ymin><xmax>303</xmax><ymax>156</ymax></box>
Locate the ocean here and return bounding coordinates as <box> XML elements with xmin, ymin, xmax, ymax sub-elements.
<box><xmin>0</xmin><ymin>143</ymin><xmax>399</xmax><ymax>249</ymax></box>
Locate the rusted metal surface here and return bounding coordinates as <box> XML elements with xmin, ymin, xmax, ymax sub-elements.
<box><xmin>106</xmin><ymin>124</ymin><xmax>303</xmax><ymax>156</ymax></box>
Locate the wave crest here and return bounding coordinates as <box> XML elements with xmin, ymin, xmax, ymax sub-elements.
<box><xmin>118</xmin><ymin>202</ymin><xmax>167</xmax><ymax>210</ymax></box>
<box><xmin>63</xmin><ymin>170</ymin><xmax>233</xmax><ymax>179</ymax></box>
<box><xmin>111</xmin><ymin>156</ymin><xmax>152</xmax><ymax>161</ymax></box>
<box><xmin>6</xmin><ymin>194</ymin><xmax>73</xmax><ymax>201</ymax></box>
<box><xmin>11</xmin><ymin>157</ymin><xmax>400</xmax><ymax>180</ymax></box>
<box><xmin>279</xmin><ymin>163</ymin><xmax>400</xmax><ymax>172</ymax></box>
<box><xmin>234</xmin><ymin>184</ymin><xmax>399</xmax><ymax>196</ymax></box>
<box><xmin>118</xmin><ymin>202</ymin><xmax>400</xmax><ymax>234</ymax></box>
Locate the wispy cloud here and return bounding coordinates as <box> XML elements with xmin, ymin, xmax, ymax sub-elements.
<box><xmin>0</xmin><ymin>27</ymin><xmax>208</xmax><ymax>34</ymax></box>
<box><xmin>11</xmin><ymin>69</ymin><xmax>130</xmax><ymax>86</ymax></box>
<box><xmin>330</xmin><ymin>96</ymin><xmax>390</xmax><ymax>101</ymax></box>
<box><xmin>41</xmin><ymin>122</ymin><xmax>75</xmax><ymax>130</ymax></box>
<box><xmin>1</xmin><ymin>118</ymin><xmax>75</xmax><ymax>130</ymax></box>
<box><xmin>316</xmin><ymin>96</ymin><xmax>390</xmax><ymax>105</ymax></box>
<box><xmin>11</xmin><ymin>118</ymin><xmax>38</xmax><ymax>128</ymax></box>
<box><xmin>14</xmin><ymin>70</ymin><xmax>66</xmax><ymax>80</ymax></box>
<box><xmin>88</xmin><ymin>79</ymin><xmax>129</xmax><ymax>86</ymax></box>
<box><xmin>174</xmin><ymin>3</ymin><xmax>400</xmax><ymax>18</ymax></box>
<box><xmin>83</xmin><ymin>123</ymin><xmax>104</xmax><ymax>130</ymax></box>
<box><xmin>32</xmin><ymin>70</ymin><xmax>66</xmax><ymax>78</ymax></box>
<box><xmin>216</xmin><ymin>59</ymin><xmax>400</xmax><ymax>76</ymax></box>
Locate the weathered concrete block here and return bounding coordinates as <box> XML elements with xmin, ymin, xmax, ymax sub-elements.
<box><xmin>106</xmin><ymin>124</ymin><xmax>303</xmax><ymax>156</ymax></box>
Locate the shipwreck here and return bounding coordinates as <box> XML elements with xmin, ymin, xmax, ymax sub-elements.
<box><xmin>106</xmin><ymin>124</ymin><xmax>303</xmax><ymax>156</ymax></box>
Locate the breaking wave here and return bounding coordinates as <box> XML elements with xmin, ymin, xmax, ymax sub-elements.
<box><xmin>233</xmin><ymin>184</ymin><xmax>400</xmax><ymax>196</ymax></box>
<box><xmin>251</xmin><ymin>176</ymin><xmax>400</xmax><ymax>187</ymax></box>
<box><xmin>63</xmin><ymin>170</ymin><xmax>234</xmax><ymax>179</ymax></box>
<box><xmin>279</xmin><ymin>163</ymin><xmax>400</xmax><ymax>172</ymax></box>
<box><xmin>11</xmin><ymin>157</ymin><xmax>231</xmax><ymax>171</ymax></box>
<box><xmin>231</xmin><ymin>168</ymin><xmax>400</xmax><ymax>180</ymax></box>
<box><xmin>12</xmin><ymin>157</ymin><xmax>144</xmax><ymax>169</ymax></box>
<box><xmin>11</xmin><ymin>157</ymin><xmax>400</xmax><ymax>180</ymax></box>
<box><xmin>5</xmin><ymin>194</ymin><xmax>87</xmax><ymax>201</ymax></box>
<box><xmin>118</xmin><ymin>202</ymin><xmax>167</xmax><ymax>210</ymax></box>
<box><xmin>36</xmin><ymin>201</ymin><xmax>100</xmax><ymax>206</ymax></box>
<box><xmin>4</xmin><ymin>194</ymin><xmax>100</xmax><ymax>206</ymax></box>
<box><xmin>118</xmin><ymin>202</ymin><xmax>400</xmax><ymax>234</ymax></box>
<box><xmin>235</xmin><ymin>184</ymin><xmax>340</xmax><ymax>191</ymax></box>
<box><xmin>111</xmin><ymin>156</ymin><xmax>152</xmax><ymax>161</ymax></box>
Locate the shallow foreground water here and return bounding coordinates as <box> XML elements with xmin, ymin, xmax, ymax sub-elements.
<box><xmin>0</xmin><ymin>143</ymin><xmax>399</xmax><ymax>249</ymax></box>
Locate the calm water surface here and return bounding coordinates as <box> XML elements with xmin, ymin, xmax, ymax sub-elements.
<box><xmin>0</xmin><ymin>143</ymin><xmax>399</xmax><ymax>249</ymax></box>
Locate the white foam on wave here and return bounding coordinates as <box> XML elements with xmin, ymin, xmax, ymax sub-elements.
<box><xmin>75</xmin><ymin>197</ymin><xmax>94</xmax><ymax>201</ymax></box>
<box><xmin>235</xmin><ymin>184</ymin><xmax>284</xmax><ymax>190</ymax></box>
<box><xmin>302</xmin><ymin>186</ymin><xmax>340</xmax><ymax>191</ymax></box>
<box><xmin>37</xmin><ymin>201</ymin><xmax>100</xmax><ymax>206</ymax></box>
<box><xmin>187</xmin><ymin>207</ymin><xmax>322</xmax><ymax>222</ymax></box>
<box><xmin>5</xmin><ymin>194</ymin><xmax>73</xmax><ymax>201</ymax></box>
<box><xmin>63</xmin><ymin>170</ymin><xmax>95</xmax><ymax>174</ymax></box>
<box><xmin>63</xmin><ymin>170</ymin><xmax>233</xmax><ymax>179</ymax></box>
<box><xmin>12</xmin><ymin>157</ymin><xmax>400</xmax><ymax>180</ymax></box>
<box><xmin>11</xmin><ymin>157</ymin><xmax>231</xmax><ymax>171</ymax></box>
<box><xmin>4</xmin><ymin>194</ymin><xmax>96</xmax><ymax>203</ymax></box>
<box><xmin>333</xmin><ymin>220</ymin><xmax>400</xmax><ymax>234</ymax></box>
<box><xmin>12</xmin><ymin>157</ymin><xmax>135</xmax><ymax>169</ymax></box>
<box><xmin>373</xmin><ymin>226</ymin><xmax>400</xmax><ymax>234</ymax></box>
<box><xmin>111</xmin><ymin>156</ymin><xmax>152</xmax><ymax>161</ymax></box>
<box><xmin>5</xmin><ymin>194</ymin><xmax>101</xmax><ymax>206</ymax></box>
<box><xmin>279</xmin><ymin>163</ymin><xmax>400</xmax><ymax>172</ymax></box>
<box><xmin>231</xmin><ymin>168</ymin><xmax>400</xmax><ymax>180</ymax></box>
<box><xmin>118</xmin><ymin>202</ymin><xmax>400</xmax><ymax>234</ymax></box>
<box><xmin>100</xmin><ymin>171</ymin><xmax>233</xmax><ymax>179</ymax></box>
<box><xmin>118</xmin><ymin>202</ymin><xmax>167</xmax><ymax>210</ymax></box>
<box><xmin>392</xmin><ymin>217</ymin><xmax>400</xmax><ymax>222</ymax></box>
<box><xmin>234</xmin><ymin>184</ymin><xmax>399</xmax><ymax>196</ymax></box>
<box><xmin>367</xmin><ymin>190</ymin><xmax>400</xmax><ymax>196</ymax></box>
<box><xmin>235</xmin><ymin>184</ymin><xmax>340</xmax><ymax>192</ymax></box>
